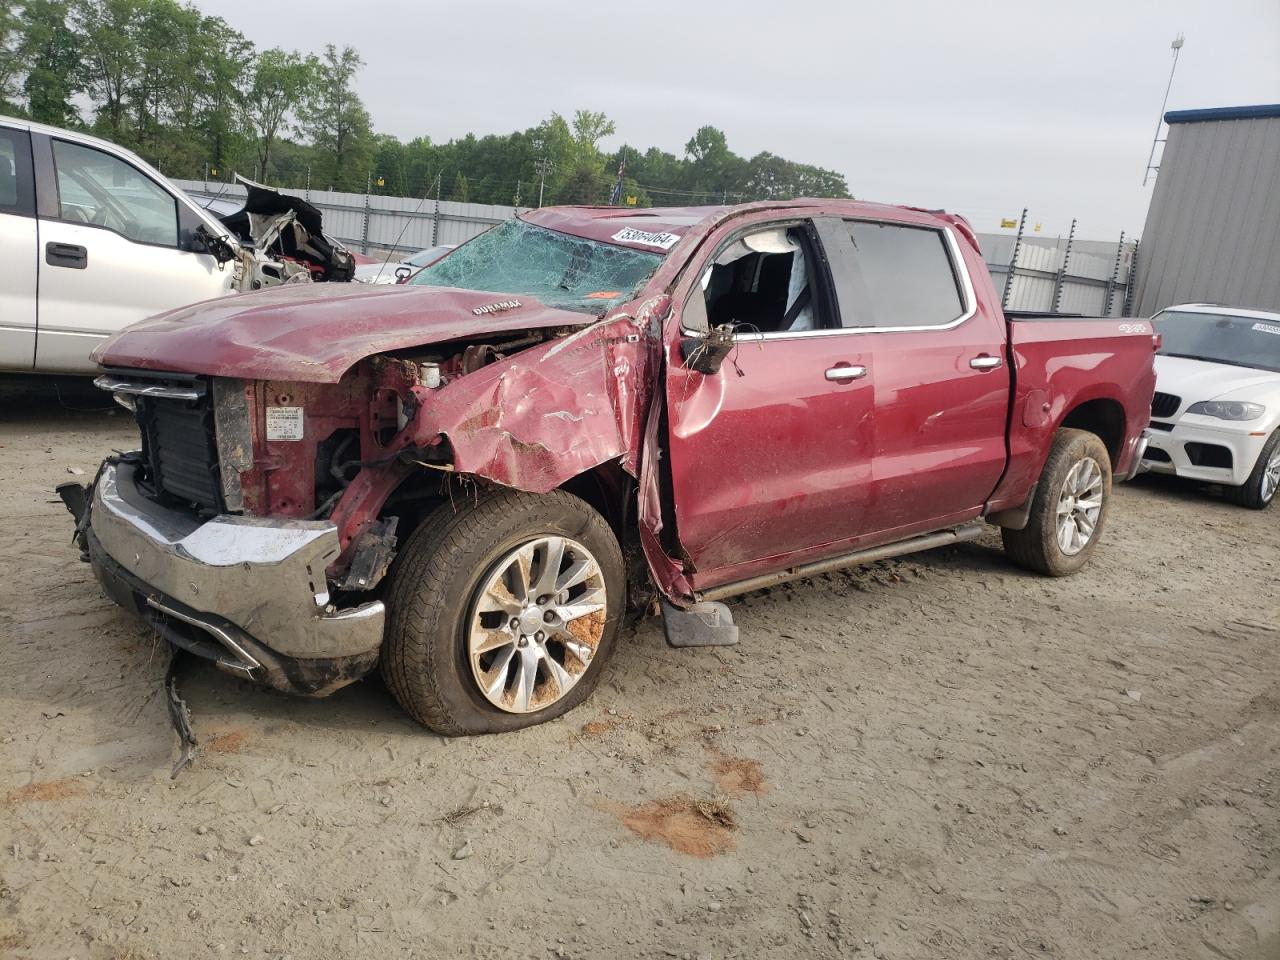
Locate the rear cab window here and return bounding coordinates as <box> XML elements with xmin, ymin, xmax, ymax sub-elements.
<box><xmin>816</xmin><ymin>217</ymin><xmax>969</xmax><ymax>329</ymax></box>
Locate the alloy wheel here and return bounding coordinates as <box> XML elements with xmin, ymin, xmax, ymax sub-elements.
<box><xmin>467</xmin><ymin>536</ymin><xmax>607</xmax><ymax>713</ymax></box>
<box><xmin>1056</xmin><ymin>456</ymin><xmax>1104</xmax><ymax>556</ymax></box>
<box><xmin>1262</xmin><ymin>447</ymin><xmax>1280</xmax><ymax>503</ymax></box>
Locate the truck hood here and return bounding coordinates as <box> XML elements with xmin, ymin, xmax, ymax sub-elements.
<box><xmin>92</xmin><ymin>283</ymin><xmax>593</xmax><ymax>383</ymax></box>
<box><xmin>1154</xmin><ymin>354</ymin><xmax>1280</xmax><ymax>403</ymax></box>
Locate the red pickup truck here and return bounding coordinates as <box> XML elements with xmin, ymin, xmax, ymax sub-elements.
<box><xmin>61</xmin><ymin>199</ymin><xmax>1156</xmax><ymax>735</ymax></box>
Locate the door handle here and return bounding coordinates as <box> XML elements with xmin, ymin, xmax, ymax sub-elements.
<box><xmin>46</xmin><ymin>242</ymin><xmax>88</xmax><ymax>269</ymax></box>
<box><xmin>825</xmin><ymin>364</ymin><xmax>867</xmax><ymax>382</ymax></box>
<box><xmin>969</xmin><ymin>355</ymin><xmax>1002</xmax><ymax>371</ymax></box>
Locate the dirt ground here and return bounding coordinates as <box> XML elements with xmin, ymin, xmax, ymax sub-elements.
<box><xmin>2</xmin><ymin>382</ymin><xmax>1277</xmax><ymax>960</ymax></box>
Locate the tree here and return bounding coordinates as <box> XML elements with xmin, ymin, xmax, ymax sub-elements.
<box><xmin>73</xmin><ymin>0</ymin><xmax>142</xmax><ymax>143</ymax></box>
<box><xmin>243</xmin><ymin>48</ymin><xmax>314</xmax><ymax>180</ymax></box>
<box><xmin>558</xmin><ymin>164</ymin><xmax>604</xmax><ymax>205</ymax></box>
<box><xmin>449</xmin><ymin>171</ymin><xmax>469</xmax><ymax>202</ymax></box>
<box><xmin>683</xmin><ymin>124</ymin><xmax>747</xmax><ymax>200</ymax></box>
<box><xmin>570</xmin><ymin>109</ymin><xmax>614</xmax><ymax>157</ymax></box>
<box><xmin>189</xmin><ymin>14</ymin><xmax>251</xmax><ymax>177</ymax></box>
<box><xmin>18</xmin><ymin>1</ymin><xmax>80</xmax><ymax>125</ymax></box>
<box><xmin>0</xmin><ymin>4</ymin><xmax>28</xmax><ymax>115</ymax></box>
<box><xmin>3</xmin><ymin>2</ymin><xmax>854</xmax><ymax>203</ymax></box>
<box><xmin>297</xmin><ymin>44</ymin><xmax>372</xmax><ymax>191</ymax></box>
<box><xmin>370</xmin><ymin>133</ymin><xmax>406</xmax><ymax>195</ymax></box>
<box><xmin>684</xmin><ymin>124</ymin><xmax>728</xmax><ymax>165</ymax></box>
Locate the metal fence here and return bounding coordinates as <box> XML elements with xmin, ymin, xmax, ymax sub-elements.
<box><xmin>979</xmin><ymin>231</ymin><xmax>1136</xmax><ymax>318</ymax></box>
<box><xmin>172</xmin><ymin>179</ymin><xmax>526</xmax><ymax>256</ymax></box>
<box><xmin>176</xmin><ymin>179</ymin><xmax>1136</xmax><ymax>315</ymax></box>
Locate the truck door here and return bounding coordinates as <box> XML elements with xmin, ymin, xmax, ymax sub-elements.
<box><xmin>0</xmin><ymin>126</ymin><xmax>37</xmax><ymax>371</ymax></box>
<box><xmin>823</xmin><ymin>216</ymin><xmax>1010</xmax><ymax>536</ymax></box>
<box><xmin>662</xmin><ymin>219</ymin><xmax>875</xmax><ymax>590</ymax></box>
<box><xmin>33</xmin><ymin>135</ymin><xmax>234</xmax><ymax>374</ymax></box>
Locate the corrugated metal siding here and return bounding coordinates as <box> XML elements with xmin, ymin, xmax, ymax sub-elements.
<box><xmin>1134</xmin><ymin>116</ymin><xmax>1280</xmax><ymax>316</ymax></box>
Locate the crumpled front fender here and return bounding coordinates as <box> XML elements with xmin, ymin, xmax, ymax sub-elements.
<box><xmin>407</xmin><ymin>303</ymin><xmax>666</xmax><ymax>493</ymax></box>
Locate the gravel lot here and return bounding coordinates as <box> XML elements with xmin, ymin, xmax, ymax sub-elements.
<box><xmin>2</xmin><ymin>382</ymin><xmax>1277</xmax><ymax>960</ymax></box>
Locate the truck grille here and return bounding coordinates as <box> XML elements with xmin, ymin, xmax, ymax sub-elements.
<box><xmin>95</xmin><ymin>369</ymin><xmax>226</xmax><ymax>514</ymax></box>
<box><xmin>1151</xmin><ymin>391</ymin><xmax>1181</xmax><ymax>418</ymax></box>
<box><xmin>143</xmin><ymin>397</ymin><xmax>224</xmax><ymax>512</ymax></box>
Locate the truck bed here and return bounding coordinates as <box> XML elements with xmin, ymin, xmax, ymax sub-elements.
<box><xmin>988</xmin><ymin>315</ymin><xmax>1158</xmax><ymax>512</ymax></box>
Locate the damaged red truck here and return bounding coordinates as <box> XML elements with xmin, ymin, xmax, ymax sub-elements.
<box><xmin>60</xmin><ymin>199</ymin><xmax>1156</xmax><ymax>735</ymax></box>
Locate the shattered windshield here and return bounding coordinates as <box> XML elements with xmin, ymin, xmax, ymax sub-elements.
<box><xmin>409</xmin><ymin>218</ymin><xmax>663</xmax><ymax>313</ymax></box>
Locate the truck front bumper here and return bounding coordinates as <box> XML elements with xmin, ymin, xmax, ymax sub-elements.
<box><xmin>76</xmin><ymin>459</ymin><xmax>383</xmax><ymax>696</ymax></box>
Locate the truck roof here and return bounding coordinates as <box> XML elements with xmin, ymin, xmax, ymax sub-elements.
<box><xmin>523</xmin><ymin>199</ymin><xmax>972</xmax><ymax>254</ymax></box>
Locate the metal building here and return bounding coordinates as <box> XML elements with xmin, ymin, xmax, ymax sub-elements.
<box><xmin>1132</xmin><ymin>103</ymin><xmax>1280</xmax><ymax>317</ymax></box>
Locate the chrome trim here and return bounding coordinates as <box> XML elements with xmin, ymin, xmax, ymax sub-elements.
<box><xmin>94</xmin><ymin>374</ymin><xmax>203</xmax><ymax>401</ymax></box>
<box><xmin>969</xmin><ymin>356</ymin><xmax>1003</xmax><ymax>370</ymax></box>
<box><xmin>145</xmin><ymin>596</ymin><xmax>261</xmax><ymax>677</ymax></box>
<box><xmin>698</xmin><ymin>522</ymin><xmax>987</xmax><ymax>602</ymax></box>
<box><xmin>1120</xmin><ymin>430</ymin><xmax>1152</xmax><ymax>482</ymax></box>
<box><xmin>32</xmin><ymin>327</ymin><xmax>110</xmax><ymax>339</ymax></box>
<box><xmin>88</xmin><ymin>460</ymin><xmax>384</xmax><ymax>659</ymax></box>
<box><xmin>824</xmin><ymin>365</ymin><xmax>867</xmax><ymax>381</ymax></box>
<box><xmin>683</xmin><ymin>224</ymin><xmax>980</xmax><ymax>343</ymax></box>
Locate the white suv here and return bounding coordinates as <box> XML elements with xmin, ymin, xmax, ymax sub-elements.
<box><xmin>1144</xmin><ymin>303</ymin><xmax>1280</xmax><ymax>508</ymax></box>
<box><xmin>0</xmin><ymin>116</ymin><xmax>352</xmax><ymax>375</ymax></box>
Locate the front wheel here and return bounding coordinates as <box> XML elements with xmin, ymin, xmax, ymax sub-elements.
<box><xmin>1224</xmin><ymin>429</ymin><xmax>1280</xmax><ymax>510</ymax></box>
<box><xmin>381</xmin><ymin>488</ymin><xmax>626</xmax><ymax>735</ymax></box>
<box><xmin>1002</xmin><ymin>428</ymin><xmax>1112</xmax><ymax>576</ymax></box>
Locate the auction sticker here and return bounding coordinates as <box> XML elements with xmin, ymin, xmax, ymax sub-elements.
<box><xmin>611</xmin><ymin>227</ymin><xmax>681</xmax><ymax>250</ymax></box>
<box><xmin>1252</xmin><ymin>322</ymin><xmax>1280</xmax><ymax>336</ymax></box>
<box><xmin>266</xmin><ymin>406</ymin><xmax>304</xmax><ymax>441</ymax></box>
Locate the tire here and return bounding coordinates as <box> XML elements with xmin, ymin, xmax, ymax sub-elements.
<box><xmin>1224</xmin><ymin>429</ymin><xmax>1280</xmax><ymax>510</ymax></box>
<box><xmin>381</xmin><ymin>487</ymin><xmax>625</xmax><ymax>735</ymax></box>
<box><xmin>1002</xmin><ymin>428</ymin><xmax>1113</xmax><ymax>577</ymax></box>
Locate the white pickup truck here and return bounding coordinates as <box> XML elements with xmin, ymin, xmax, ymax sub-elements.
<box><xmin>0</xmin><ymin>116</ymin><xmax>354</xmax><ymax>375</ymax></box>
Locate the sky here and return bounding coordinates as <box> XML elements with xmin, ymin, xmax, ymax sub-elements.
<box><xmin>197</xmin><ymin>0</ymin><xmax>1280</xmax><ymax>243</ymax></box>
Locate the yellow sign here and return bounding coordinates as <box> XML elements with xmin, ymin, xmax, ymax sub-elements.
<box><xmin>209</xmin><ymin>168</ymin><xmax>218</xmax><ymax>177</ymax></box>
<box><xmin>625</xmin><ymin>195</ymin><xmax>638</xmax><ymax>206</ymax></box>
<box><xmin>1034</xmin><ymin>223</ymin><xmax>1042</xmax><ymax>232</ymax></box>
<box><xmin>1000</xmin><ymin>218</ymin><xmax>1017</xmax><ymax>229</ymax></box>
<box><xmin>375</xmin><ymin>177</ymin><xmax>385</xmax><ymax>187</ymax></box>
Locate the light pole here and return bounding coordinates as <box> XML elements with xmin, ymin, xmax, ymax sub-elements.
<box><xmin>532</xmin><ymin>138</ymin><xmax>554</xmax><ymax>208</ymax></box>
<box><xmin>1143</xmin><ymin>34</ymin><xmax>1185</xmax><ymax>186</ymax></box>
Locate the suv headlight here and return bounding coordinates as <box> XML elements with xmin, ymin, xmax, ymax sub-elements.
<box><xmin>1185</xmin><ymin>400</ymin><xmax>1265</xmax><ymax>421</ymax></box>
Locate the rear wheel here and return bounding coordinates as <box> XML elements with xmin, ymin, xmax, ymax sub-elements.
<box><xmin>381</xmin><ymin>488</ymin><xmax>625</xmax><ymax>735</ymax></box>
<box><xmin>1224</xmin><ymin>429</ymin><xmax>1280</xmax><ymax>510</ymax></box>
<box><xmin>1002</xmin><ymin>428</ymin><xmax>1112</xmax><ymax>576</ymax></box>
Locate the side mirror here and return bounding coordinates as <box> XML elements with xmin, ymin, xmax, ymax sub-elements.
<box><xmin>193</xmin><ymin>225</ymin><xmax>236</xmax><ymax>264</ymax></box>
<box><xmin>680</xmin><ymin>325</ymin><xmax>735</xmax><ymax>375</ymax></box>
